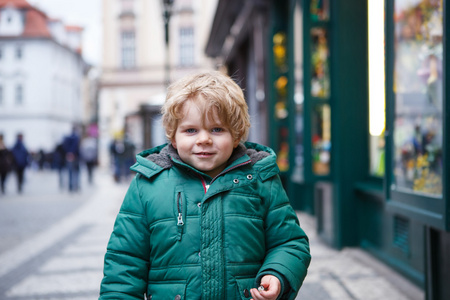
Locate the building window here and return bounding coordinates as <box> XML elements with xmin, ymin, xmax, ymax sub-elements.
<box><xmin>121</xmin><ymin>0</ymin><xmax>134</xmax><ymax>12</ymax></box>
<box><xmin>121</xmin><ymin>31</ymin><xmax>136</xmax><ymax>69</ymax></box>
<box><xmin>16</xmin><ymin>46</ymin><xmax>22</xmax><ymax>59</ymax></box>
<box><xmin>179</xmin><ymin>27</ymin><xmax>194</xmax><ymax>66</ymax></box>
<box><xmin>15</xmin><ymin>84</ymin><xmax>23</xmax><ymax>104</ymax></box>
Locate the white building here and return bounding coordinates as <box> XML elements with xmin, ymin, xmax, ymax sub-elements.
<box><xmin>99</xmin><ymin>0</ymin><xmax>218</xmax><ymax>165</ymax></box>
<box><xmin>0</xmin><ymin>0</ymin><xmax>87</xmax><ymax>153</ymax></box>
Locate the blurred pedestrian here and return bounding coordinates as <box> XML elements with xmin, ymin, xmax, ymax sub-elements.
<box><xmin>52</xmin><ymin>143</ymin><xmax>66</xmax><ymax>189</ymax></box>
<box><xmin>0</xmin><ymin>134</ymin><xmax>13</xmax><ymax>194</ymax></box>
<box><xmin>62</xmin><ymin>127</ymin><xmax>81</xmax><ymax>192</ymax></box>
<box><xmin>122</xmin><ymin>134</ymin><xmax>136</xmax><ymax>178</ymax></box>
<box><xmin>37</xmin><ymin>149</ymin><xmax>46</xmax><ymax>170</ymax></box>
<box><xmin>109</xmin><ymin>137</ymin><xmax>124</xmax><ymax>183</ymax></box>
<box><xmin>109</xmin><ymin>134</ymin><xmax>135</xmax><ymax>183</ymax></box>
<box><xmin>80</xmin><ymin>134</ymin><xmax>98</xmax><ymax>185</ymax></box>
<box><xmin>11</xmin><ymin>133</ymin><xmax>29</xmax><ymax>193</ymax></box>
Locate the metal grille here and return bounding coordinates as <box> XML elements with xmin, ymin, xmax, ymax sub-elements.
<box><xmin>393</xmin><ymin>215</ymin><xmax>409</xmax><ymax>254</ymax></box>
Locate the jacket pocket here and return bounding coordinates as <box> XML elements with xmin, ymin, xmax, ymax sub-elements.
<box><xmin>147</xmin><ymin>281</ymin><xmax>186</xmax><ymax>300</ymax></box>
<box><xmin>235</xmin><ymin>277</ymin><xmax>257</xmax><ymax>300</ymax></box>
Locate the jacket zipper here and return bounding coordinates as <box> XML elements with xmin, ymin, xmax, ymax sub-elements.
<box><xmin>176</xmin><ymin>192</ymin><xmax>184</xmax><ymax>241</ymax></box>
<box><xmin>177</xmin><ymin>192</ymin><xmax>184</xmax><ymax>226</ymax></box>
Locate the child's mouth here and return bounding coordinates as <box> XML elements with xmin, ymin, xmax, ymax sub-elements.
<box><xmin>196</xmin><ymin>152</ymin><xmax>213</xmax><ymax>157</ymax></box>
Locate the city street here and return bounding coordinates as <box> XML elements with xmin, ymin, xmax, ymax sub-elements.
<box><xmin>0</xmin><ymin>167</ymin><xmax>424</xmax><ymax>300</ymax></box>
<box><xmin>0</xmin><ymin>167</ymin><xmax>127</xmax><ymax>300</ymax></box>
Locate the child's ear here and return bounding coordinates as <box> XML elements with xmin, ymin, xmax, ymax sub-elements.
<box><xmin>171</xmin><ymin>140</ymin><xmax>177</xmax><ymax>149</ymax></box>
<box><xmin>233</xmin><ymin>138</ymin><xmax>240</xmax><ymax>148</ymax></box>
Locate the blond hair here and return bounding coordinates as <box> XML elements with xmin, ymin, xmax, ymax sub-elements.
<box><xmin>161</xmin><ymin>71</ymin><xmax>250</xmax><ymax>142</ymax></box>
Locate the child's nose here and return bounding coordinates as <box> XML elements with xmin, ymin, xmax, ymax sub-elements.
<box><xmin>196</xmin><ymin>130</ymin><xmax>212</xmax><ymax>144</ymax></box>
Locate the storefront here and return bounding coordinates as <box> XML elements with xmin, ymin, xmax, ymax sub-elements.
<box><xmin>206</xmin><ymin>0</ymin><xmax>449</xmax><ymax>298</ymax></box>
<box><xmin>384</xmin><ymin>1</ymin><xmax>449</xmax><ymax>298</ymax></box>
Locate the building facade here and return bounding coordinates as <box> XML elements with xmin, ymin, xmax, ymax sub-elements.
<box><xmin>98</xmin><ymin>0</ymin><xmax>218</xmax><ymax>166</ymax></box>
<box><xmin>0</xmin><ymin>0</ymin><xmax>88</xmax><ymax>153</ymax></box>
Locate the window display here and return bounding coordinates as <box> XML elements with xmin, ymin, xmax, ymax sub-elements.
<box><xmin>393</xmin><ymin>0</ymin><xmax>443</xmax><ymax>196</ymax></box>
<box><xmin>273</xmin><ymin>31</ymin><xmax>290</xmax><ymax>172</ymax></box>
<box><xmin>310</xmin><ymin>0</ymin><xmax>329</xmax><ymax>21</ymax></box>
<box><xmin>312</xmin><ymin>104</ymin><xmax>331</xmax><ymax>175</ymax></box>
<box><xmin>311</xmin><ymin>27</ymin><xmax>330</xmax><ymax>99</ymax></box>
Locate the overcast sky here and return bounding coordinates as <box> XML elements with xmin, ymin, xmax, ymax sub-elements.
<box><xmin>29</xmin><ymin>0</ymin><xmax>102</xmax><ymax>66</ymax></box>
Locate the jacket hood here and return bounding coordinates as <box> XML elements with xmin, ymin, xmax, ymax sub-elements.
<box><xmin>131</xmin><ymin>142</ymin><xmax>279</xmax><ymax>180</ymax></box>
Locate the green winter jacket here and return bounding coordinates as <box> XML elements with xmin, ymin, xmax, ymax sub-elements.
<box><xmin>99</xmin><ymin>142</ymin><xmax>310</xmax><ymax>300</ymax></box>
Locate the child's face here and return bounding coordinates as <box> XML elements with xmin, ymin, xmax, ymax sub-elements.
<box><xmin>171</xmin><ymin>100</ymin><xmax>239</xmax><ymax>178</ymax></box>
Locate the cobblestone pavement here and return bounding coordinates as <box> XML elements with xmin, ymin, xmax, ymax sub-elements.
<box><xmin>0</xmin><ymin>168</ymin><xmax>424</xmax><ymax>299</ymax></box>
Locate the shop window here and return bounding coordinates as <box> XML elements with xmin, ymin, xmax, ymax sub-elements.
<box><xmin>368</xmin><ymin>0</ymin><xmax>386</xmax><ymax>177</ymax></box>
<box><xmin>310</xmin><ymin>27</ymin><xmax>330</xmax><ymax>99</ymax></box>
<box><xmin>310</xmin><ymin>0</ymin><xmax>329</xmax><ymax>21</ymax></box>
<box><xmin>273</xmin><ymin>31</ymin><xmax>290</xmax><ymax>172</ymax></box>
<box><xmin>392</xmin><ymin>0</ymin><xmax>443</xmax><ymax>196</ymax></box>
<box><xmin>312</xmin><ymin>103</ymin><xmax>331</xmax><ymax>175</ymax></box>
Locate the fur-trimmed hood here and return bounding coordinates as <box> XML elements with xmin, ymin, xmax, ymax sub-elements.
<box><xmin>131</xmin><ymin>142</ymin><xmax>278</xmax><ymax>180</ymax></box>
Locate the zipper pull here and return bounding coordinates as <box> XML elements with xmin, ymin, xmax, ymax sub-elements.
<box><xmin>177</xmin><ymin>213</ymin><xmax>184</xmax><ymax>226</ymax></box>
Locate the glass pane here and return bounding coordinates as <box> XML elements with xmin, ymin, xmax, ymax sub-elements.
<box><xmin>310</xmin><ymin>28</ymin><xmax>330</xmax><ymax>99</ymax></box>
<box><xmin>393</xmin><ymin>0</ymin><xmax>443</xmax><ymax>196</ymax></box>
<box><xmin>312</xmin><ymin>104</ymin><xmax>331</xmax><ymax>175</ymax></box>
<box><xmin>310</xmin><ymin>0</ymin><xmax>330</xmax><ymax>21</ymax></box>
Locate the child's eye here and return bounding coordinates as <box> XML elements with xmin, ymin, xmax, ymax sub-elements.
<box><xmin>186</xmin><ymin>128</ymin><xmax>197</xmax><ymax>133</ymax></box>
<box><xmin>211</xmin><ymin>127</ymin><xmax>223</xmax><ymax>133</ymax></box>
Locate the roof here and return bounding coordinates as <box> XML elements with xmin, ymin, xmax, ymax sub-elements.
<box><xmin>65</xmin><ymin>25</ymin><xmax>83</xmax><ymax>32</ymax></box>
<box><xmin>0</xmin><ymin>0</ymin><xmax>33</xmax><ymax>9</ymax></box>
<box><xmin>22</xmin><ymin>8</ymin><xmax>51</xmax><ymax>37</ymax></box>
<box><xmin>0</xmin><ymin>0</ymin><xmax>83</xmax><ymax>53</ymax></box>
<box><xmin>0</xmin><ymin>0</ymin><xmax>51</xmax><ymax>38</ymax></box>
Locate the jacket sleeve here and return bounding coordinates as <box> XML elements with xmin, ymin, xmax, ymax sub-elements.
<box><xmin>256</xmin><ymin>174</ymin><xmax>311</xmax><ymax>300</ymax></box>
<box><xmin>99</xmin><ymin>177</ymin><xmax>150</xmax><ymax>300</ymax></box>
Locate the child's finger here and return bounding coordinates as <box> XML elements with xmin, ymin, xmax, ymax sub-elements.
<box><xmin>250</xmin><ymin>288</ymin><xmax>265</xmax><ymax>300</ymax></box>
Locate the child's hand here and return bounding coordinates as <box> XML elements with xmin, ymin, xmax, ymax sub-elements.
<box><xmin>250</xmin><ymin>275</ymin><xmax>281</xmax><ymax>300</ymax></box>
